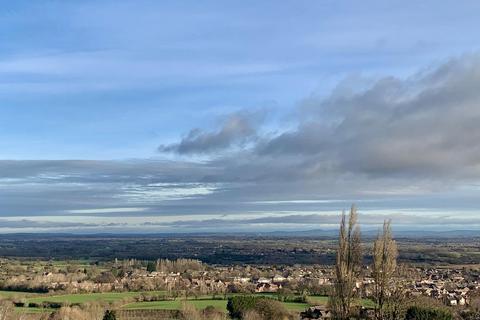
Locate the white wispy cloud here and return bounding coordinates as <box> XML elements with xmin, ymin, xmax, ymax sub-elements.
<box><xmin>66</xmin><ymin>207</ymin><xmax>147</xmax><ymax>214</ymax></box>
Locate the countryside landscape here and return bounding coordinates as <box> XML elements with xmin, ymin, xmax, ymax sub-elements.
<box><xmin>2</xmin><ymin>1</ymin><xmax>480</xmax><ymax>319</ymax></box>
<box><xmin>2</xmin><ymin>210</ymin><xmax>480</xmax><ymax>319</ymax></box>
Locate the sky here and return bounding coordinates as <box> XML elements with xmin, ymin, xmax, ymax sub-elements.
<box><xmin>1</xmin><ymin>0</ymin><xmax>480</xmax><ymax>233</ymax></box>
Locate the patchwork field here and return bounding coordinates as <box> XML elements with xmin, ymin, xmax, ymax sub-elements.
<box><xmin>1</xmin><ymin>290</ymin><xmax>374</xmax><ymax>314</ymax></box>
<box><xmin>26</xmin><ymin>291</ymin><xmax>166</xmax><ymax>304</ymax></box>
<box><xmin>123</xmin><ymin>299</ymin><xmax>310</xmax><ymax>312</ymax></box>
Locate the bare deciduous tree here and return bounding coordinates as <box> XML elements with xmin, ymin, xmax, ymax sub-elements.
<box><xmin>330</xmin><ymin>205</ymin><xmax>362</xmax><ymax>319</ymax></box>
<box><xmin>372</xmin><ymin>220</ymin><xmax>398</xmax><ymax>320</ymax></box>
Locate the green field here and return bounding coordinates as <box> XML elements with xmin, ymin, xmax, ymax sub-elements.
<box><xmin>2</xmin><ymin>291</ymin><xmax>372</xmax><ymax>314</ymax></box>
<box><xmin>307</xmin><ymin>295</ymin><xmax>329</xmax><ymax>305</ymax></box>
<box><xmin>3</xmin><ymin>291</ymin><xmax>312</xmax><ymax>313</ymax></box>
<box><xmin>281</xmin><ymin>302</ymin><xmax>311</xmax><ymax>311</ymax></box>
<box><xmin>123</xmin><ymin>298</ymin><xmax>309</xmax><ymax>312</ymax></box>
<box><xmin>26</xmin><ymin>291</ymin><xmax>167</xmax><ymax>304</ymax></box>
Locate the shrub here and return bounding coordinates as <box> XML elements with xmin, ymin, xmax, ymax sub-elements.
<box><xmin>252</xmin><ymin>298</ymin><xmax>289</xmax><ymax>320</ymax></box>
<box><xmin>405</xmin><ymin>306</ymin><xmax>452</xmax><ymax>320</ymax></box>
<box><xmin>243</xmin><ymin>310</ymin><xmax>262</xmax><ymax>320</ymax></box>
<box><xmin>42</xmin><ymin>301</ymin><xmax>64</xmax><ymax>309</ymax></box>
<box><xmin>203</xmin><ymin>305</ymin><xmax>227</xmax><ymax>320</ymax></box>
<box><xmin>227</xmin><ymin>296</ymin><xmax>290</xmax><ymax>320</ymax></box>
<box><xmin>180</xmin><ymin>302</ymin><xmax>201</xmax><ymax>320</ymax></box>
<box><xmin>103</xmin><ymin>309</ymin><xmax>117</xmax><ymax>320</ymax></box>
<box><xmin>146</xmin><ymin>261</ymin><xmax>157</xmax><ymax>272</ymax></box>
<box><xmin>227</xmin><ymin>296</ymin><xmax>258</xmax><ymax>319</ymax></box>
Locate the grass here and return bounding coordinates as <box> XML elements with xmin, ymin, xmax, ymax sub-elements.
<box><xmin>0</xmin><ymin>290</ymin><xmax>39</xmax><ymax>299</ymax></box>
<box><xmin>15</xmin><ymin>307</ymin><xmax>55</xmax><ymax>314</ymax></box>
<box><xmin>358</xmin><ymin>298</ymin><xmax>376</xmax><ymax>308</ymax></box>
<box><xmin>282</xmin><ymin>302</ymin><xmax>310</xmax><ymax>311</ymax></box>
<box><xmin>8</xmin><ymin>291</ymin><xmax>372</xmax><ymax>314</ymax></box>
<box><xmin>123</xmin><ymin>298</ymin><xmax>309</xmax><ymax>312</ymax></box>
<box><xmin>124</xmin><ymin>299</ymin><xmax>228</xmax><ymax>311</ymax></box>
<box><xmin>307</xmin><ymin>295</ymin><xmax>374</xmax><ymax>308</ymax></box>
<box><xmin>26</xmin><ymin>291</ymin><xmax>166</xmax><ymax>304</ymax></box>
<box><xmin>306</xmin><ymin>295</ymin><xmax>329</xmax><ymax>305</ymax></box>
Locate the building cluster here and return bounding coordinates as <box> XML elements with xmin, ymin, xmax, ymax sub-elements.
<box><xmin>2</xmin><ymin>259</ymin><xmax>480</xmax><ymax>310</ymax></box>
<box><xmin>403</xmin><ymin>267</ymin><xmax>480</xmax><ymax>307</ymax></box>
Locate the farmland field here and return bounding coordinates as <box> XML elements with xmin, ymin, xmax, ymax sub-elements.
<box><xmin>123</xmin><ymin>298</ymin><xmax>309</xmax><ymax>312</ymax></box>
<box><xmin>1</xmin><ymin>290</ymin><xmax>375</xmax><ymax>312</ymax></box>
<box><xmin>124</xmin><ymin>299</ymin><xmax>228</xmax><ymax>311</ymax></box>
<box><xmin>3</xmin><ymin>291</ymin><xmax>375</xmax><ymax>313</ymax></box>
<box><xmin>6</xmin><ymin>291</ymin><xmax>317</xmax><ymax>313</ymax></box>
<box><xmin>0</xmin><ymin>290</ymin><xmax>39</xmax><ymax>299</ymax></box>
<box><xmin>26</xmin><ymin>291</ymin><xmax>167</xmax><ymax>304</ymax></box>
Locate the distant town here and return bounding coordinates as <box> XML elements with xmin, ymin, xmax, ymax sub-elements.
<box><xmin>2</xmin><ymin>258</ymin><xmax>479</xmax><ymax>306</ymax></box>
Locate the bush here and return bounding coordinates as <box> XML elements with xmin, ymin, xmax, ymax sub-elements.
<box><xmin>227</xmin><ymin>296</ymin><xmax>258</xmax><ymax>319</ymax></box>
<box><xmin>203</xmin><ymin>305</ymin><xmax>226</xmax><ymax>320</ymax></box>
<box><xmin>103</xmin><ymin>309</ymin><xmax>117</xmax><ymax>320</ymax></box>
<box><xmin>227</xmin><ymin>296</ymin><xmax>290</xmax><ymax>320</ymax></box>
<box><xmin>42</xmin><ymin>301</ymin><xmax>64</xmax><ymax>309</ymax></box>
<box><xmin>180</xmin><ymin>302</ymin><xmax>201</xmax><ymax>320</ymax></box>
<box><xmin>253</xmin><ymin>298</ymin><xmax>290</xmax><ymax>320</ymax></box>
<box><xmin>146</xmin><ymin>261</ymin><xmax>157</xmax><ymax>272</ymax></box>
<box><xmin>405</xmin><ymin>306</ymin><xmax>452</xmax><ymax>320</ymax></box>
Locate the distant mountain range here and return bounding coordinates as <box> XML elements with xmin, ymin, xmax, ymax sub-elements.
<box><xmin>0</xmin><ymin>229</ymin><xmax>478</xmax><ymax>239</ymax></box>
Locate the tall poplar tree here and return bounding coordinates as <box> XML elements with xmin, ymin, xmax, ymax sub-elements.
<box><xmin>372</xmin><ymin>220</ymin><xmax>398</xmax><ymax>320</ymax></box>
<box><xmin>330</xmin><ymin>205</ymin><xmax>362</xmax><ymax>319</ymax></box>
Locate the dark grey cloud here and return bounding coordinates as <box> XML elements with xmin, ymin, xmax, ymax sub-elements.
<box><xmin>255</xmin><ymin>54</ymin><xmax>480</xmax><ymax>178</ymax></box>
<box><xmin>158</xmin><ymin>54</ymin><xmax>480</xmax><ymax>186</ymax></box>
<box><xmin>159</xmin><ymin>110</ymin><xmax>264</xmax><ymax>154</ymax></box>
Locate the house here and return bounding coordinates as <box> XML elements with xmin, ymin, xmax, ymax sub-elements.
<box><xmin>233</xmin><ymin>277</ymin><xmax>251</xmax><ymax>283</ymax></box>
<box><xmin>272</xmin><ymin>275</ymin><xmax>286</xmax><ymax>283</ymax></box>
<box><xmin>255</xmin><ymin>283</ymin><xmax>280</xmax><ymax>293</ymax></box>
<box><xmin>448</xmin><ymin>298</ymin><xmax>457</xmax><ymax>306</ymax></box>
<box><xmin>257</xmin><ymin>277</ymin><xmax>271</xmax><ymax>284</ymax></box>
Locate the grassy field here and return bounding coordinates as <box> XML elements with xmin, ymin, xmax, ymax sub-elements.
<box><xmin>281</xmin><ymin>302</ymin><xmax>311</xmax><ymax>311</ymax></box>
<box><xmin>0</xmin><ymin>290</ymin><xmax>39</xmax><ymax>299</ymax></box>
<box><xmin>308</xmin><ymin>295</ymin><xmax>374</xmax><ymax>308</ymax></box>
<box><xmin>3</xmin><ymin>291</ymin><xmax>373</xmax><ymax>314</ymax></box>
<box><xmin>123</xmin><ymin>298</ymin><xmax>309</xmax><ymax>312</ymax></box>
<box><xmin>124</xmin><ymin>299</ymin><xmax>228</xmax><ymax>311</ymax></box>
<box><xmin>4</xmin><ymin>291</ymin><xmax>313</xmax><ymax>313</ymax></box>
<box><xmin>306</xmin><ymin>295</ymin><xmax>329</xmax><ymax>305</ymax></box>
<box><xmin>26</xmin><ymin>291</ymin><xmax>167</xmax><ymax>304</ymax></box>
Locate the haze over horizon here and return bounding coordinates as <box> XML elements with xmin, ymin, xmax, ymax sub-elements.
<box><xmin>2</xmin><ymin>1</ymin><xmax>480</xmax><ymax>233</ymax></box>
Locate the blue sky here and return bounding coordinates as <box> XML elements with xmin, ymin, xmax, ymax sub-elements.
<box><xmin>1</xmin><ymin>1</ymin><xmax>480</xmax><ymax>232</ymax></box>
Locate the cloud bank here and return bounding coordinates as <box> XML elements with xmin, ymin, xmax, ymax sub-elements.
<box><xmin>2</xmin><ymin>55</ymin><xmax>480</xmax><ymax>231</ymax></box>
<box><xmin>159</xmin><ymin>110</ymin><xmax>264</xmax><ymax>155</ymax></box>
<box><xmin>164</xmin><ymin>54</ymin><xmax>480</xmax><ymax>182</ymax></box>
